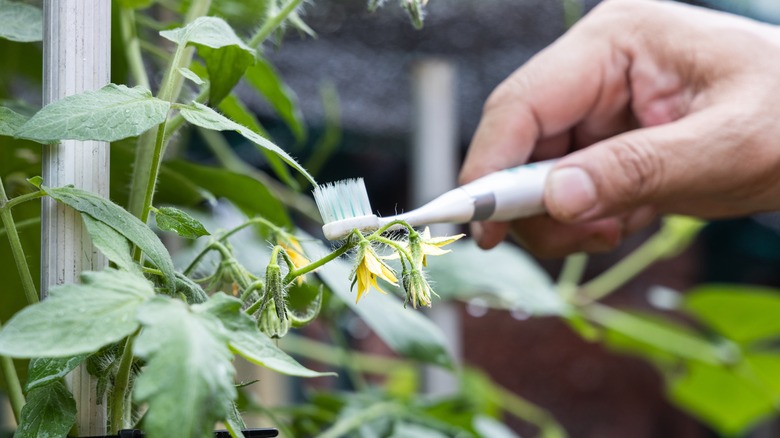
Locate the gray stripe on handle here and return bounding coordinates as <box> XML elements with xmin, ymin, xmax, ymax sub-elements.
<box><xmin>472</xmin><ymin>193</ymin><xmax>496</xmax><ymax>221</ymax></box>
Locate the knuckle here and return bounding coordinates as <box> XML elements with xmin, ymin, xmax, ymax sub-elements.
<box><xmin>602</xmin><ymin>136</ymin><xmax>663</xmax><ymax>207</ymax></box>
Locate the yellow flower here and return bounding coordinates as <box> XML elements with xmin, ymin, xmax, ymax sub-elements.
<box><xmin>351</xmin><ymin>242</ymin><xmax>398</xmax><ymax>303</ymax></box>
<box><xmin>415</xmin><ymin>227</ymin><xmax>464</xmax><ymax>266</ymax></box>
<box><xmin>279</xmin><ymin>236</ymin><xmax>310</xmax><ymax>285</ymax></box>
<box><xmin>387</xmin><ymin>227</ymin><xmax>465</xmax><ymax>267</ymax></box>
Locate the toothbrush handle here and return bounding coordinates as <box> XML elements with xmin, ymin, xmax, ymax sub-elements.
<box><xmin>460</xmin><ymin>159</ymin><xmax>557</xmax><ymax>221</ymax></box>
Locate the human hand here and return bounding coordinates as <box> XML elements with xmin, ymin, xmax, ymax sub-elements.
<box><xmin>459</xmin><ymin>0</ymin><xmax>780</xmax><ymax>258</ymax></box>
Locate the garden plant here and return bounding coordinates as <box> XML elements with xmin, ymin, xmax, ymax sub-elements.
<box><xmin>0</xmin><ymin>0</ymin><xmax>780</xmax><ymax>437</ymax></box>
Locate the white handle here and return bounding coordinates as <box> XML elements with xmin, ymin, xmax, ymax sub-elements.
<box><xmin>460</xmin><ymin>159</ymin><xmax>557</xmax><ymax>221</ymax></box>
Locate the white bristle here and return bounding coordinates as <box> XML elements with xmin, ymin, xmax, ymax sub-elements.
<box><xmin>313</xmin><ymin>178</ymin><xmax>373</xmax><ymax>224</ymax></box>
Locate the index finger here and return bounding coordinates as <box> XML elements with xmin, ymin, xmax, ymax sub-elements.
<box><xmin>459</xmin><ymin>12</ymin><xmax>619</xmax><ymax>184</ymax></box>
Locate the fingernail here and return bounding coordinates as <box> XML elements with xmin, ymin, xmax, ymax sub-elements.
<box><xmin>547</xmin><ymin>167</ymin><xmax>597</xmax><ymax>221</ymax></box>
<box><xmin>470</xmin><ymin>222</ymin><xmax>484</xmax><ymax>243</ymax></box>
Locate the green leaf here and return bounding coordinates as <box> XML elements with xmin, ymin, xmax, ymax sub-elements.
<box><xmin>178</xmin><ymin>67</ymin><xmax>205</xmax><ymax>85</ymax></box>
<box><xmin>0</xmin><ymin>106</ymin><xmax>28</xmax><ymax>136</ymax></box>
<box><xmin>425</xmin><ymin>240</ymin><xmax>564</xmax><ymax>316</ymax></box>
<box><xmin>118</xmin><ymin>0</ymin><xmax>154</xmax><ymax>8</ymax></box>
<box><xmin>217</xmin><ymin>93</ymin><xmax>299</xmax><ymax>189</ymax></box>
<box><xmin>588</xmin><ymin>304</ymin><xmax>729</xmax><ymax>365</ymax></box>
<box><xmin>82</xmin><ymin>214</ymin><xmax>138</xmax><ymax>273</ymax></box>
<box><xmin>133</xmin><ymin>297</ymin><xmax>236</xmax><ymax>438</ymax></box>
<box><xmin>389</xmin><ymin>422</ymin><xmax>449</xmax><ymax>438</ymax></box>
<box><xmin>44</xmin><ymin>185</ymin><xmax>176</xmax><ymax>291</ymax></box>
<box><xmin>13</xmin><ymin>380</ymin><xmax>76</xmax><ymax>438</ymax></box>
<box><xmin>745</xmin><ymin>352</ymin><xmax>780</xmax><ymax>397</ymax></box>
<box><xmin>179</xmin><ymin>102</ymin><xmax>315</xmax><ymax>185</ymax></box>
<box><xmin>154</xmin><ymin>206</ymin><xmax>210</xmax><ymax>239</ymax></box>
<box><xmin>26</xmin><ymin>355</ymin><xmax>87</xmax><ymax>392</ymax></box>
<box><xmin>224</xmin><ymin>401</ymin><xmax>247</xmax><ymax>438</ymax></box>
<box><xmin>245</xmin><ymin>58</ymin><xmax>306</xmax><ymax>142</ymax></box>
<box><xmin>199</xmin><ymin>293</ymin><xmax>333</xmax><ymax>378</ymax></box>
<box><xmin>160</xmin><ymin>16</ymin><xmax>255</xmax><ymax>105</ymax></box>
<box><xmin>0</xmin><ymin>0</ymin><xmax>42</xmax><ymax>42</ymax></box>
<box><xmin>301</xmin><ymin>236</ymin><xmax>455</xmax><ymax>369</ymax></box>
<box><xmin>166</xmin><ymin>160</ymin><xmax>291</xmax><ymax>228</ymax></box>
<box><xmin>686</xmin><ymin>284</ymin><xmax>780</xmax><ymax>345</ymax></box>
<box><xmin>0</xmin><ymin>269</ymin><xmax>154</xmax><ymax>357</ymax></box>
<box><xmin>670</xmin><ymin>361</ymin><xmax>775</xmax><ymax>435</ymax></box>
<box><xmin>16</xmin><ymin>84</ymin><xmax>169</xmax><ymax>143</ymax></box>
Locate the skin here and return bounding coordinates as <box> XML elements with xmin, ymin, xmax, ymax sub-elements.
<box><xmin>459</xmin><ymin>0</ymin><xmax>780</xmax><ymax>258</ymax></box>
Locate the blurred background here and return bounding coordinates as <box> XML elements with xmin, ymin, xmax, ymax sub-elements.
<box><xmin>3</xmin><ymin>0</ymin><xmax>780</xmax><ymax>437</ymax></box>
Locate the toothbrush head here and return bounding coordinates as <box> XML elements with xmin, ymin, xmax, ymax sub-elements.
<box><xmin>312</xmin><ymin>178</ymin><xmax>381</xmax><ymax>240</ymax></box>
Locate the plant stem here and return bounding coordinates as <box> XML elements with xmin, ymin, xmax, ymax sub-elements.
<box><xmin>248</xmin><ymin>0</ymin><xmax>305</xmax><ymax>48</ymax></box>
<box><xmin>127</xmin><ymin>0</ymin><xmax>211</xmax><ymax>221</ymax></box>
<box><xmin>218</xmin><ymin>216</ymin><xmax>281</xmax><ymax>242</ymax></box>
<box><xmin>557</xmin><ymin>252</ymin><xmax>587</xmax><ymax>302</ymax></box>
<box><xmin>118</xmin><ymin>7</ymin><xmax>150</xmax><ymax>89</ymax></box>
<box><xmin>0</xmin><ymin>321</ymin><xmax>24</xmax><ymax>425</ymax></box>
<box><xmin>491</xmin><ymin>383</ymin><xmax>568</xmax><ymax>437</ymax></box>
<box><xmin>110</xmin><ymin>335</ymin><xmax>136</xmax><ymax>432</ymax></box>
<box><xmin>3</xmin><ymin>191</ymin><xmax>44</xmax><ymax>210</ymax></box>
<box><xmin>0</xmin><ymin>179</ymin><xmax>39</xmax><ymax>305</ymax></box>
<box><xmin>317</xmin><ymin>402</ymin><xmax>404</xmax><ymax>438</ymax></box>
<box><xmin>281</xmin><ymin>334</ymin><xmax>410</xmax><ymax>374</ymax></box>
<box><xmin>578</xmin><ymin>233</ymin><xmax>669</xmax><ymax>304</ymax></box>
<box><xmin>283</xmin><ymin>243</ymin><xmax>352</xmax><ymax>283</ymax></box>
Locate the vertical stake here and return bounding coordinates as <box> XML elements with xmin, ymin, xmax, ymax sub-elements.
<box><xmin>411</xmin><ymin>59</ymin><xmax>462</xmax><ymax>395</ymax></box>
<box><xmin>41</xmin><ymin>1</ymin><xmax>111</xmax><ymax>434</ymax></box>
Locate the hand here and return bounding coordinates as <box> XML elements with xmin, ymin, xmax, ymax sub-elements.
<box><xmin>459</xmin><ymin>0</ymin><xmax>780</xmax><ymax>258</ymax></box>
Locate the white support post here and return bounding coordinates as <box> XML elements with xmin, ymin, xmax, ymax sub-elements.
<box><xmin>42</xmin><ymin>1</ymin><xmax>111</xmax><ymax>434</ymax></box>
<box><xmin>411</xmin><ymin>59</ymin><xmax>462</xmax><ymax>396</ymax></box>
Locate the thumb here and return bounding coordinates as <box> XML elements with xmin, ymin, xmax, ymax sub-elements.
<box><xmin>544</xmin><ymin>112</ymin><xmax>720</xmax><ymax>223</ymax></box>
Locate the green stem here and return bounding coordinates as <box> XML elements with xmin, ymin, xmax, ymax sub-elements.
<box><xmin>283</xmin><ymin>243</ymin><xmax>353</xmax><ymax>283</ymax></box>
<box><xmin>579</xmin><ymin>233</ymin><xmax>668</xmax><ymax>304</ymax></box>
<box><xmin>281</xmin><ymin>334</ymin><xmax>410</xmax><ymax>373</ymax></box>
<box><xmin>248</xmin><ymin>0</ymin><xmax>306</xmax><ymax>48</ymax></box>
<box><xmin>127</xmin><ymin>0</ymin><xmax>211</xmax><ymax>220</ymax></box>
<box><xmin>0</xmin><ymin>180</ymin><xmax>39</xmax><ymax>305</ymax></box>
<box><xmin>557</xmin><ymin>252</ymin><xmax>587</xmax><ymax>302</ymax></box>
<box><xmin>3</xmin><ymin>190</ymin><xmax>44</xmax><ymax>211</ymax></box>
<box><xmin>240</xmin><ymin>280</ymin><xmax>265</xmax><ymax>302</ymax></box>
<box><xmin>183</xmin><ymin>240</ymin><xmax>233</xmax><ymax>276</ymax></box>
<box><xmin>367</xmin><ymin>219</ymin><xmax>416</xmax><ymax>239</ymax></box>
<box><xmin>218</xmin><ymin>216</ymin><xmax>282</xmax><ymax>242</ymax></box>
<box><xmin>0</xmin><ymin>321</ymin><xmax>24</xmax><ymax>424</ymax></box>
<box><xmin>317</xmin><ymin>402</ymin><xmax>404</xmax><ymax>438</ymax></box>
<box><xmin>372</xmin><ymin>236</ymin><xmax>413</xmax><ymax>264</ymax></box>
<box><xmin>491</xmin><ymin>382</ymin><xmax>568</xmax><ymax>437</ymax></box>
<box><xmin>110</xmin><ymin>335</ymin><xmax>136</xmax><ymax>432</ymax></box>
<box><xmin>119</xmin><ymin>7</ymin><xmax>151</xmax><ymax>89</ymax></box>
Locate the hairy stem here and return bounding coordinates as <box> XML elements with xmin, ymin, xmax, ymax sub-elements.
<box><xmin>0</xmin><ymin>179</ymin><xmax>39</xmax><ymax>305</ymax></box>
<box><xmin>0</xmin><ymin>321</ymin><xmax>24</xmax><ymax>424</ymax></box>
<box><xmin>110</xmin><ymin>335</ymin><xmax>136</xmax><ymax>432</ymax></box>
<box><xmin>557</xmin><ymin>252</ymin><xmax>587</xmax><ymax>302</ymax></box>
<box><xmin>318</xmin><ymin>402</ymin><xmax>404</xmax><ymax>438</ymax></box>
<box><xmin>127</xmin><ymin>0</ymin><xmax>212</xmax><ymax>220</ymax></box>
<box><xmin>119</xmin><ymin>7</ymin><xmax>150</xmax><ymax>89</ymax></box>
<box><xmin>283</xmin><ymin>242</ymin><xmax>352</xmax><ymax>283</ymax></box>
<box><xmin>491</xmin><ymin>383</ymin><xmax>568</xmax><ymax>437</ymax></box>
<box><xmin>579</xmin><ymin>233</ymin><xmax>669</xmax><ymax>304</ymax></box>
<box><xmin>248</xmin><ymin>0</ymin><xmax>306</xmax><ymax>48</ymax></box>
